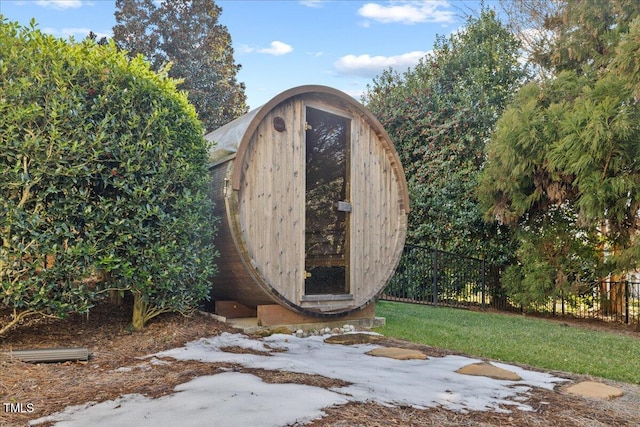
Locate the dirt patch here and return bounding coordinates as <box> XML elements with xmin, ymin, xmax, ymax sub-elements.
<box><xmin>0</xmin><ymin>302</ymin><xmax>238</xmax><ymax>427</ymax></box>
<box><xmin>218</xmin><ymin>346</ymin><xmax>274</xmax><ymax>357</ymax></box>
<box><xmin>1</xmin><ymin>302</ymin><xmax>639</xmax><ymax>427</ymax></box>
<box><xmin>241</xmin><ymin>368</ymin><xmax>351</xmax><ymax>390</ymax></box>
<box><xmin>306</xmin><ymin>389</ymin><xmax>639</xmax><ymax>427</ymax></box>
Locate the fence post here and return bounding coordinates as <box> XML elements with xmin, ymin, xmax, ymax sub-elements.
<box><xmin>481</xmin><ymin>257</ymin><xmax>486</xmax><ymax>310</ymax></box>
<box><xmin>401</xmin><ymin>248</ymin><xmax>407</xmax><ymax>300</ymax></box>
<box><xmin>625</xmin><ymin>280</ymin><xmax>630</xmax><ymax>325</ymax></box>
<box><xmin>432</xmin><ymin>249</ymin><xmax>438</xmax><ymax>305</ymax></box>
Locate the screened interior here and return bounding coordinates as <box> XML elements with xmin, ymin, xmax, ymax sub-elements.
<box><xmin>304</xmin><ymin>106</ymin><xmax>350</xmax><ymax>295</ymax></box>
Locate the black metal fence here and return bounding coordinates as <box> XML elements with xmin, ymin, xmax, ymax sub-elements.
<box><xmin>381</xmin><ymin>244</ymin><xmax>503</xmax><ymax>310</ymax></box>
<box><xmin>521</xmin><ymin>280</ymin><xmax>640</xmax><ymax>325</ymax></box>
<box><xmin>381</xmin><ymin>244</ymin><xmax>640</xmax><ymax>326</ymax></box>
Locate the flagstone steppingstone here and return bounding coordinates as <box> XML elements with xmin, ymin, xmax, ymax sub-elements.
<box><xmin>456</xmin><ymin>362</ymin><xmax>522</xmax><ymax>381</ymax></box>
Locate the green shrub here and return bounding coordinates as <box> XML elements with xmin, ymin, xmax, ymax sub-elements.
<box><xmin>0</xmin><ymin>18</ymin><xmax>217</xmax><ymax>334</ymax></box>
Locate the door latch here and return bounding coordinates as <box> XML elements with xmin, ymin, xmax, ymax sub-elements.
<box><xmin>337</xmin><ymin>201</ymin><xmax>352</xmax><ymax>212</ymax></box>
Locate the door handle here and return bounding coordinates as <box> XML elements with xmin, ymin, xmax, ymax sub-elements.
<box><xmin>337</xmin><ymin>201</ymin><xmax>352</xmax><ymax>212</ymax></box>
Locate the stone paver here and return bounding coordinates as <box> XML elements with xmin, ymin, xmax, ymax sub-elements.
<box><xmin>366</xmin><ymin>347</ymin><xmax>428</xmax><ymax>360</ymax></box>
<box><xmin>456</xmin><ymin>362</ymin><xmax>522</xmax><ymax>381</ymax></box>
<box><xmin>566</xmin><ymin>381</ymin><xmax>625</xmax><ymax>399</ymax></box>
<box><xmin>323</xmin><ymin>333</ymin><xmax>383</xmax><ymax>345</ymax></box>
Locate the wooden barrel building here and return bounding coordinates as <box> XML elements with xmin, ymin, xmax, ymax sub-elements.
<box><xmin>206</xmin><ymin>85</ymin><xmax>409</xmax><ymax>323</ymax></box>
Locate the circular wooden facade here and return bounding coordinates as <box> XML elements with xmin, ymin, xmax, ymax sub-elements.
<box><xmin>206</xmin><ymin>85</ymin><xmax>409</xmax><ymax>317</ymax></box>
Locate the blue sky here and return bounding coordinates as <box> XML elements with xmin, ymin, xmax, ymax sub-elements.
<box><xmin>0</xmin><ymin>0</ymin><xmax>492</xmax><ymax>110</ymax></box>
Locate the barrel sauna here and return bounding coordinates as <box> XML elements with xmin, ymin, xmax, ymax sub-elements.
<box><xmin>206</xmin><ymin>85</ymin><xmax>409</xmax><ymax>319</ymax></box>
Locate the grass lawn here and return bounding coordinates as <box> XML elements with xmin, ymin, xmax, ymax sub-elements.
<box><xmin>374</xmin><ymin>300</ymin><xmax>640</xmax><ymax>384</ymax></box>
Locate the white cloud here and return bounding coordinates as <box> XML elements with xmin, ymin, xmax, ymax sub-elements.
<box><xmin>35</xmin><ymin>0</ymin><xmax>84</xmax><ymax>9</ymax></box>
<box><xmin>358</xmin><ymin>0</ymin><xmax>455</xmax><ymax>25</ymax></box>
<box><xmin>341</xmin><ymin>87</ymin><xmax>366</xmax><ymax>101</ymax></box>
<box><xmin>40</xmin><ymin>26</ymin><xmax>110</xmax><ymax>40</ymax></box>
<box><xmin>242</xmin><ymin>41</ymin><xmax>293</xmax><ymax>56</ymax></box>
<box><xmin>299</xmin><ymin>0</ymin><xmax>324</xmax><ymax>7</ymax></box>
<box><xmin>259</xmin><ymin>40</ymin><xmax>293</xmax><ymax>55</ymax></box>
<box><xmin>334</xmin><ymin>50</ymin><xmax>428</xmax><ymax>77</ymax></box>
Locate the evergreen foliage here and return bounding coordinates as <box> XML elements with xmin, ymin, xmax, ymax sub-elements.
<box><xmin>113</xmin><ymin>0</ymin><xmax>247</xmax><ymax>132</ymax></box>
<box><xmin>529</xmin><ymin>0</ymin><xmax>640</xmax><ymax>74</ymax></box>
<box><xmin>363</xmin><ymin>9</ymin><xmax>528</xmax><ymax>265</ymax></box>
<box><xmin>480</xmin><ymin>2</ymin><xmax>640</xmax><ymax>304</ymax></box>
<box><xmin>0</xmin><ymin>18</ymin><xmax>217</xmax><ymax>334</ymax></box>
<box><xmin>501</xmin><ymin>205</ymin><xmax>602</xmax><ymax>307</ymax></box>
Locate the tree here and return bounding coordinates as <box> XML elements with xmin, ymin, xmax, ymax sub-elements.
<box><xmin>113</xmin><ymin>0</ymin><xmax>247</xmax><ymax>132</ymax></box>
<box><xmin>479</xmin><ymin>7</ymin><xmax>640</xmax><ymax>307</ymax></box>
<box><xmin>363</xmin><ymin>9</ymin><xmax>528</xmax><ymax>265</ymax></box>
<box><xmin>0</xmin><ymin>18</ymin><xmax>217</xmax><ymax>335</ymax></box>
<box><xmin>499</xmin><ymin>0</ymin><xmax>558</xmax><ymax>77</ymax></box>
<box><xmin>501</xmin><ymin>205</ymin><xmax>602</xmax><ymax>308</ymax></box>
<box><xmin>529</xmin><ymin>0</ymin><xmax>640</xmax><ymax>74</ymax></box>
<box><xmin>501</xmin><ymin>0</ymin><xmax>640</xmax><ymax>75</ymax></box>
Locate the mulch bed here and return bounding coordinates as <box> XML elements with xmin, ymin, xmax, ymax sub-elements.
<box><xmin>1</xmin><ymin>302</ymin><xmax>639</xmax><ymax>427</ymax></box>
